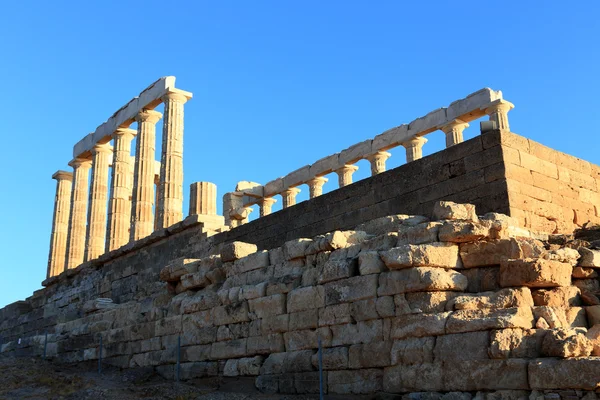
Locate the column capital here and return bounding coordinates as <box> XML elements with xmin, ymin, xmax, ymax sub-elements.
<box><xmin>259</xmin><ymin>197</ymin><xmax>277</xmax><ymax>206</ymax></box>
<box><xmin>440</xmin><ymin>119</ymin><xmax>469</xmax><ymax>134</ymax></box>
<box><xmin>68</xmin><ymin>157</ymin><xmax>92</xmax><ymax>169</ymax></box>
<box><xmin>91</xmin><ymin>143</ymin><xmax>113</xmax><ymax>155</ymax></box>
<box><xmin>366</xmin><ymin>151</ymin><xmax>391</xmax><ymax>175</ymax></box>
<box><xmin>335</xmin><ymin>164</ymin><xmax>359</xmax><ymax>174</ymax></box>
<box><xmin>401</xmin><ymin>136</ymin><xmax>428</xmax><ymax>149</ymax></box>
<box><xmin>113</xmin><ymin>127</ymin><xmax>137</xmax><ymax>138</ymax></box>
<box><xmin>52</xmin><ymin>170</ymin><xmax>73</xmax><ymax>181</ymax></box>
<box><xmin>307</xmin><ymin>176</ymin><xmax>329</xmax><ymax>185</ymax></box>
<box><xmin>282</xmin><ymin>187</ymin><xmax>302</xmax><ymax>196</ymax></box>
<box><xmin>482</xmin><ymin>99</ymin><xmax>514</xmax><ymax>115</ymax></box>
<box><xmin>161</xmin><ymin>89</ymin><xmax>191</xmax><ymax>104</ymax></box>
<box><xmin>135</xmin><ymin>109</ymin><xmax>162</xmax><ymax>124</ymax></box>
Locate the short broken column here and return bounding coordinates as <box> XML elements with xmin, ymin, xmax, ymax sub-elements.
<box><xmin>282</xmin><ymin>187</ymin><xmax>301</xmax><ymax>208</ymax></box>
<box><xmin>47</xmin><ymin>171</ymin><xmax>73</xmax><ymax>278</ymax></box>
<box><xmin>223</xmin><ymin>192</ymin><xmax>246</xmax><ymax>227</ymax></box>
<box><xmin>441</xmin><ymin>119</ymin><xmax>469</xmax><ymax>147</ymax></box>
<box><xmin>307</xmin><ymin>177</ymin><xmax>328</xmax><ymax>198</ymax></box>
<box><xmin>258</xmin><ymin>197</ymin><xmax>277</xmax><ymax>217</ymax></box>
<box><xmin>366</xmin><ymin>151</ymin><xmax>391</xmax><ymax>175</ymax></box>
<box><xmin>106</xmin><ymin>128</ymin><xmax>136</xmax><ymax>252</ymax></box>
<box><xmin>157</xmin><ymin>90</ymin><xmax>191</xmax><ymax>230</ymax></box>
<box><xmin>335</xmin><ymin>165</ymin><xmax>359</xmax><ymax>187</ymax></box>
<box><xmin>131</xmin><ymin>109</ymin><xmax>162</xmax><ymax>242</ymax></box>
<box><xmin>85</xmin><ymin>143</ymin><xmax>112</xmax><ymax>261</ymax></box>
<box><xmin>402</xmin><ymin>137</ymin><xmax>427</xmax><ymax>163</ymax></box>
<box><xmin>484</xmin><ymin>99</ymin><xmax>514</xmax><ymax>131</ymax></box>
<box><xmin>190</xmin><ymin>182</ymin><xmax>217</xmax><ymax>216</ymax></box>
<box><xmin>65</xmin><ymin>157</ymin><xmax>92</xmax><ymax>270</ymax></box>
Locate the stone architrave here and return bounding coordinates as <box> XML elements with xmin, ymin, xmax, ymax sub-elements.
<box><xmin>85</xmin><ymin>143</ymin><xmax>112</xmax><ymax>261</ymax></box>
<box><xmin>65</xmin><ymin>157</ymin><xmax>92</xmax><ymax>270</ymax></box>
<box><xmin>484</xmin><ymin>99</ymin><xmax>514</xmax><ymax>131</ymax></box>
<box><xmin>402</xmin><ymin>137</ymin><xmax>428</xmax><ymax>163</ymax></box>
<box><xmin>258</xmin><ymin>197</ymin><xmax>277</xmax><ymax>217</ymax></box>
<box><xmin>106</xmin><ymin>128</ymin><xmax>136</xmax><ymax>252</ymax></box>
<box><xmin>130</xmin><ymin>109</ymin><xmax>162</xmax><ymax>242</ymax></box>
<box><xmin>307</xmin><ymin>177</ymin><xmax>328</xmax><ymax>198</ymax></box>
<box><xmin>190</xmin><ymin>182</ymin><xmax>217</xmax><ymax>216</ymax></box>
<box><xmin>282</xmin><ymin>187</ymin><xmax>301</xmax><ymax>208</ymax></box>
<box><xmin>157</xmin><ymin>91</ymin><xmax>190</xmax><ymax>230</ymax></box>
<box><xmin>441</xmin><ymin>119</ymin><xmax>469</xmax><ymax>148</ymax></box>
<box><xmin>47</xmin><ymin>171</ymin><xmax>73</xmax><ymax>278</ymax></box>
<box><xmin>335</xmin><ymin>165</ymin><xmax>359</xmax><ymax>187</ymax></box>
<box><xmin>366</xmin><ymin>151</ymin><xmax>391</xmax><ymax>175</ymax></box>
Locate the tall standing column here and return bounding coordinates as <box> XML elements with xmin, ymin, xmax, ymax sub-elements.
<box><xmin>157</xmin><ymin>91</ymin><xmax>190</xmax><ymax>229</ymax></box>
<box><xmin>65</xmin><ymin>158</ymin><xmax>92</xmax><ymax>270</ymax></box>
<box><xmin>106</xmin><ymin>128</ymin><xmax>136</xmax><ymax>252</ymax></box>
<box><xmin>85</xmin><ymin>144</ymin><xmax>112</xmax><ymax>261</ymax></box>
<box><xmin>47</xmin><ymin>171</ymin><xmax>73</xmax><ymax>278</ymax></box>
<box><xmin>441</xmin><ymin>119</ymin><xmax>469</xmax><ymax>148</ymax></box>
<box><xmin>402</xmin><ymin>137</ymin><xmax>428</xmax><ymax>163</ymax></box>
<box><xmin>131</xmin><ymin>109</ymin><xmax>162</xmax><ymax>242</ymax></box>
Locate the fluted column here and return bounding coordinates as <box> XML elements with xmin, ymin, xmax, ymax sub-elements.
<box><xmin>84</xmin><ymin>144</ymin><xmax>112</xmax><ymax>261</ymax></box>
<box><xmin>402</xmin><ymin>137</ymin><xmax>428</xmax><ymax>163</ymax></box>
<box><xmin>366</xmin><ymin>151</ymin><xmax>391</xmax><ymax>175</ymax></box>
<box><xmin>335</xmin><ymin>165</ymin><xmax>359</xmax><ymax>187</ymax></box>
<box><xmin>157</xmin><ymin>91</ymin><xmax>189</xmax><ymax>229</ymax></box>
<box><xmin>47</xmin><ymin>171</ymin><xmax>73</xmax><ymax>278</ymax></box>
<box><xmin>65</xmin><ymin>158</ymin><xmax>92</xmax><ymax>270</ymax></box>
<box><xmin>282</xmin><ymin>187</ymin><xmax>301</xmax><ymax>208</ymax></box>
<box><xmin>441</xmin><ymin>119</ymin><xmax>469</xmax><ymax>147</ymax></box>
<box><xmin>106</xmin><ymin>128</ymin><xmax>136</xmax><ymax>252</ymax></box>
<box><xmin>190</xmin><ymin>182</ymin><xmax>217</xmax><ymax>216</ymax></box>
<box><xmin>307</xmin><ymin>177</ymin><xmax>328</xmax><ymax>198</ymax></box>
<box><xmin>258</xmin><ymin>197</ymin><xmax>277</xmax><ymax>217</ymax></box>
<box><xmin>130</xmin><ymin>109</ymin><xmax>162</xmax><ymax>242</ymax></box>
<box><xmin>484</xmin><ymin>99</ymin><xmax>514</xmax><ymax>131</ymax></box>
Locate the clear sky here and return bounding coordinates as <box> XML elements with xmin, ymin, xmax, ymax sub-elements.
<box><xmin>0</xmin><ymin>1</ymin><xmax>598</xmax><ymax>308</ymax></box>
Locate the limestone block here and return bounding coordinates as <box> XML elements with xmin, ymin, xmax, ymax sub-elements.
<box><xmin>499</xmin><ymin>259</ymin><xmax>572</xmax><ymax>288</ymax></box>
<box><xmin>155</xmin><ymin>315</ymin><xmax>182</xmax><ymax>336</ymax></box>
<box><xmin>574</xmin><ymin>278</ymin><xmax>600</xmax><ymax>293</ymax></box>
<box><xmin>159</xmin><ymin>258</ymin><xmax>199</xmax><ymax>282</ymax></box>
<box><xmin>263</xmin><ymin>177</ymin><xmax>284</xmax><ymax>197</ymax></box>
<box><xmin>358</xmin><ymin>251</ymin><xmax>387</xmax><ymax>275</ymax></box>
<box><xmin>443</xmin><ymin>359</ymin><xmax>529</xmax><ymax>391</ymax></box>
<box><xmin>446</xmin><ymin>87</ymin><xmax>502</xmax><ymax>121</ymax></box>
<box><xmin>541</xmin><ymin>328</ymin><xmax>592</xmax><ymax>357</ymax></box>
<box><xmin>318</xmin><ymin>303</ymin><xmax>352</xmax><ymax>326</ymax></box>
<box><xmin>238</xmin><ymin>356</ymin><xmax>263</xmax><ymax>376</ymax></box>
<box><xmin>579</xmin><ymin>248</ymin><xmax>600</xmax><ymax>267</ymax></box>
<box><xmin>408</xmin><ymin>107</ymin><xmax>447</xmax><ymax>136</ymax></box>
<box><xmin>381</xmin><ymin>243</ymin><xmax>462</xmax><ymax>269</ymax></box>
<box><xmin>573</xmin><ymin>266</ymin><xmax>598</xmax><ymax>278</ymax></box>
<box><xmin>459</xmin><ymin>238</ymin><xmax>545</xmax><ymax>268</ymax></box>
<box><xmin>235</xmin><ymin>181</ymin><xmax>263</xmax><ymax>198</ymax></box>
<box><xmin>339</xmin><ymin>139</ymin><xmax>372</xmax><ymax>165</ymax></box>
<box><xmin>328</xmin><ymin>369</ymin><xmax>383</xmax><ymax>394</ymax></box>
<box><xmin>586</xmin><ymin>325</ymin><xmax>600</xmax><ymax>356</ymax></box>
<box><xmin>269</xmin><ymin>247</ymin><xmax>285</xmax><ymax>265</ymax></box>
<box><xmin>232</xmin><ymin>250</ymin><xmax>270</xmax><ymax>275</ymax></box>
<box><xmin>529</xmin><ymin>358</ymin><xmax>600</xmax><ymax>390</ymax></box>
<box><xmin>383</xmin><ymin>363</ymin><xmax>444</xmax><ymax>393</ymax></box>
<box><xmin>390</xmin><ymin>337</ymin><xmax>435</xmax><ymax>365</ymax></box>
<box><xmin>438</xmin><ymin>221</ymin><xmax>490</xmax><ymax>243</ymax></box>
<box><xmin>182</xmin><ymin>344</ymin><xmax>211</xmax><ymax>362</ymax></box>
<box><xmin>261</xmin><ymin>350</ymin><xmax>314</xmax><ymax>375</ymax></box>
<box><xmin>309</xmin><ymin>153</ymin><xmax>339</xmax><ymax>177</ymax></box>
<box><xmin>375</xmin><ymin>297</ymin><xmax>396</xmax><ymax>318</ymax></box>
<box><xmin>223</xmin><ymin>359</ymin><xmax>239</xmax><ymax>376</ymax></box>
<box><xmin>542</xmin><ymin>247</ymin><xmax>580</xmax><ymax>266</ymax></box>
<box><xmin>247</xmin><ymin>333</ymin><xmax>286</xmax><ymax>355</ymax></box>
<box><xmin>259</xmin><ymin>314</ymin><xmax>289</xmax><ymax>335</ymax></box>
<box><xmin>311</xmin><ymin>346</ymin><xmax>348</xmax><ymax>370</ymax></box>
<box><xmin>179</xmin><ymin>271</ymin><xmax>211</xmax><ymax>291</ymax></box>
<box><xmin>287</xmin><ymin>286</ymin><xmax>325</xmax><ymax>313</ymax></box>
<box><xmin>356</xmin><ymin>214</ymin><xmax>429</xmax><ymax>236</ymax></box>
<box><xmin>377</xmin><ymin>268</ymin><xmax>468</xmax><ymax>296</ymax></box>
<box><xmin>209</xmin><ymin>338</ymin><xmax>247</xmax><ymax>360</ymax></box>
<box><xmin>217</xmin><ymin>323</ymin><xmax>250</xmax><ymax>342</ymax></box>
<box><xmin>212</xmin><ymin>302</ymin><xmax>250</xmax><ymax>326</ymax></box>
<box><xmin>447</xmin><ymin>288</ymin><xmax>534</xmax><ymax>311</ymax></box>
<box><xmin>390</xmin><ymin>313</ymin><xmax>450</xmax><ymax>339</ymax></box>
<box><xmin>283</xmin><ymin>327</ymin><xmax>331</xmax><ymax>351</ymax></box>
<box><xmin>240</xmin><ymin>282</ymin><xmax>268</xmax><ymax>301</ymax></box>
<box><xmin>324</xmin><ymin>275</ymin><xmax>378</xmax><ymax>305</ymax></box>
<box><xmin>372</xmin><ymin>124</ymin><xmax>410</xmax><ymax>152</ymax></box>
<box><xmin>318</xmin><ymin>258</ymin><xmax>358</xmax><ymax>284</ymax></box>
<box><xmin>435</xmin><ymin>331</ymin><xmax>490</xmax><ymax>361</ymax></box>
<box><xmin>283</xmin><ymin>238</ymin><xmax>313</xmax><ymax>260</ymax></box>
<box><xmin>348</xmin><ymin>341</ymin><xmax>392</xmax><ymax>368</ymax></box>
<box><xmin>330</xmin><ymin>320</ymin><xmax>383</xmax><ymax>346</ymax></box>
<box><xmin>283</xmin><ymin>165</ymin><xmax>310</xmax><ymax>188</ymax></box>
<box><xmin>531</xmin><ymin>287</ymin><xmax>581</xmax><ymax>307</ymax></box>
<box><xmin>432</xmin><ymin>201</ymin><xmax>478</xmax><ymax>222</ymax></box>
<box><xmin>397</xmin><ymin>222</ymin><xmax>442</xmax><ymax>245</ymax></box>
<box><xmin>586</xmin><ymin>305</ymin><xmax>600</xmax><ymax>326</ymax></box>
<box><xmin>533</xmin><ymin>306</ymin><xmax>567</xmax><ymax>329</ymax></box>
<box><xmin>403</xmin><ymin>292</ymin><xmax>460</xmax><ymax>314</ymax></box>
<box><xmin>221</xmin><ymin>241</ymin><xmax>258</xmax><ymax>262</ymax></box>
<box><xmin>248</xmin><ymin>294</ymin><xmax>286</xmax><ymax>319</ymax></box>
<box><xmin>489</xmin><ymin>328</ymin><xmax>545</xmax><ymax>359</ymax></box>
<box><xmin>445</xmin><ymin>307</ymin><xmax>535</xmax><ymax>334</ymax></box>
<box><xmin>289</xmin><ymin>310</ymin><xmax>319</xmax><ymax>330</ymax></box>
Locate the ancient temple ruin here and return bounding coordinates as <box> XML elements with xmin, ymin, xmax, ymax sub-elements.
<box><xmin>4</xmin><ymin>77</ymin><xmax>600</xmax><ymax>397</ymax></box>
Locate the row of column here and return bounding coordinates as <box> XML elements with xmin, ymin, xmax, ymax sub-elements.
<box><xmin>47</xmin><ymin>91</ymin><xmax>189</xmax><ymax>278</ymax></box>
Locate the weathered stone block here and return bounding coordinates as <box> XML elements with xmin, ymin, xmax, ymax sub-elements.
<box><xmin>529</xmin><ymin>358</ymin><xmax>600</xmax><ymax>390</ymax></box>
<box><xmin>397</xmin><ymin>222</ymin><xmax>441</xmax><ymax>245</ymax></box>
<box><xmin>212</xmin><ymin>302</ymin><xmax>250</xmax><ymax>326</ymax></box>
<box><xmin>283</xmin><ymin>238</ymin><xmax>313</xmax><ymax>260</ymax></box>
<box><xmin>330</xmin><ymin>320</ymin><xmax>382</xmax><ymax>346</ymax></box>
<box><xmin>403</xmin><ymin>292</ymin><xmax>460</xmax><ymax>314</ymax></box>
<box><xmin>248</xmin><ymin>294</ymin><xmax>286</xmax><ymax>319</ymax></box>
<box><xmin>289</xmin><ymin>309</ymin><xmax>319</xmax><ymax>331</ymax></box>
<box><xmin>247</xmin><ymin>333</ymin><xmax>286</xmax><ymax>355</ymax></box>
<box><xmin>358</xmin><ymin>251</ymin><xmax>387</xmax><ymax>275</ymax></box>
<box><xmin>579</xmin><ymin>248</ymin><xmax>600</xmax><ymax>268</ymax></box>
<box><xmin>233</xmin><ymin>250</ymin><xmax>270</xmax><ymax>274</ymax></box>
<box><xmin>328</xmin><ymin>369</ymin><xmax>383</xmax><ymax>394</ymax></box>
<box><xmin>287</xmin><ymin>286</ymin><xmax>325</xmax><ymax>313</ymax></box>
<box><xmin>311</xmin><ymin>346</ymin><xmax>348</xmax><ymax>370</ymax></box>
<box><xmin>159</xmin><ymin>258</ymin><xmax>199</xmax><ymax>282</ymax></box>
<box><xmin>319</xmin><ymin>303</ymin><xmax>352</xmax><ymax>326</ymax></box>
<box><xmin>499</xmin><ymin>259</ymin><xmax>572</xmax><ymax>288</ymax></box>
<box><xmin>390</xmin><ymin>337</ymin><xmax>435</xmax><ymax>365</ymax></box>
<box><xmin>324</xmin><ymin>275</ymin><xmax>378</xmax><ymax>305</ymax></box>
<box><xmin>446</xmin><ymin>307</ymin><xmax>535</xmax><ymax>334</ymax></box>
<box><xmin>210</xmin><ymin>338</ymin><xmax>247</xmax><ymax>360</ymax></box>
<box><xmin>432</xmin><ymin>201</ymin><xmax>478</xmax><ymax>222</ymax></box>
<box><xmin>381</xmin><ymin>243</ymin><xmax>462</xmax><ymax>269</ymax></box>
<box><xmin>459</xmin><ymin>238</ymin><xmax>544</xmax><ymax>268</ymax></box>
<box><xmin>318</xmin><ymin>258</ymin><xmax>358</xmax><ymax>284</ymax></box>
<box><xmin>221</xmin><ymin>241</ymin><xmax>258</xmax><ymax>262</ymax></box>
<box><xmin>531</xmin><ymin>286</ymin><xmax>581</xmax><ymax>307</ymax></box>
<box><xmin>180</xmin><ymin>291</ymin><xmax>220</xmax><ymax>314</ymax></box>
<box><xmin>448</xmin><ymin>288</ymin><xmax>534</xmax><ymax>311</ymax></box>
<box><xmin>348</xmin><ymin>341</ymin><xmax>392</xmax><ymax>368</ymax></box>
<box><xmin>489</xmin><ymin>328</ymin><xmax>545</xmax><ymax>359</ymax></box>
<box><xmin>434</xmin><ymin>331</ymin><xmax>490</xmax><ymax>361</ymax></box>
<box><xmin>438</xmin><ymin>221</ymin><xmax>489</xmax><ymax>243</ymax></box>
<box><xmin>378</xmin><ymin>268</ymin><xmax>468</xmax><ymax>296</ymax></box>
<box><xmin>541</xmin><ymin>328</ymin><xmax>592</xmax><ymax>357</ymax></box>
<box><xmin>390</xmin><ymin>313</ymin><xmax>449</xmax><ymax>339</ymax></box>
<box><xmin>284</xmin><ymin>328</ymin><xmax>331</xmax><ymax>351</ymax></box>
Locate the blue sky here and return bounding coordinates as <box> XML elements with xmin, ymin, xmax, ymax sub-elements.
<box><xmin>0</xmin><ymin>1</ymin><xmax>598</xmax><ymax>307</ymax></box>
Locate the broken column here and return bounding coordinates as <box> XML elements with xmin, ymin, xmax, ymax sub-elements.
<box><xmin>335</xmin><ymin>165</ymin><xmax>359</xmax><ymax>187</ymax></box>
<box><xmin>366</xmin><ymin>151</ymin><xmax>391</xmax><ymax>175</ymax></box>
<box><xmin>85</xmin><ymin>143</ymin><xmax>112</xmax><ymax>261</ymax></box>
<box><xmin>157</xmin><ymin>90</ymin><xmax>191</xmax><ymax>230</ymax></box>
<box><xmin>106</xmin><ymin>128</ymin><xmax>136</xmax><ymax>252</ymax></box>
<box><xmin>65</xmin><ymin>157</ymin><xmax>92</xmax><ymax>270</ymax></box>
<box><xmin>130</xmin><ymin>109</ymin><xmax>162</xmax><ymax>242</ymax></box>
<box><xmin>402</xmin><ymin>136</ymin><xmax>427</xmax><ymax>162</ymax></box>
<box><xmin>47</xmin><ymin>171</ymin><xmax>73</xmax><ymax>278</ymax></box>
<box><xmin>190</xmin><ymin>182</ymin><xmax>217</xmax><ymax>216</ymax></box>
<box><xmin>441</xmin><ymin>119</ymin><xmax>469</xmax><ymax>147</ymax></box>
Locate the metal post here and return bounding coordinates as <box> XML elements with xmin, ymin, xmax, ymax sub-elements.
<box><xmin>176</xmin><ymin>335</ymin><xmax>181</xmax><ymax>382</ymax></box>
<box><xmin>98</xmin><ymin>335</ymin><xmax>103</xmax><ymax>374</ymax></box>
<box><xmin>318</xmin><ymin>337</ymin><xmax>324</xmax><ymax>400</ymax></box>
<box><xmin>43</xmin><ymin>331</ymin><xmax>48</xmax><ymax>359</ymax></box>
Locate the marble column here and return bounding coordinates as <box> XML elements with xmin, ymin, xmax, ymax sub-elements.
<box><xmin>282</xmin><ymin>187</ymin><xmax>301</xmax><ymax>208</ymax></box>
<box><xmin>106</xmin><ymin>128</ymin><xmax>136</xmax><ymax>252</ymax></box>
<box><xmin>484</xmin><ymin>99</ymin><xmax>514</xmax><ymax>131</ymax></box>
<box><xmin>157</xmin><ymin>91</ymin><xmax>189</xmax><ymax>229</ymax></box>
<box><xmin>65</xmin><ymin>157</ymin><xmax>92</xmax><ymax>270</ymax></box>
<box><xmin>190</xmin><ymin>182</ymin><xmax>217</xmax><ymax>216</ymax></box>
<box><xmin>366</xmin><ymin>151</ymin><xmax>391</xmax><ymax>175</ymax></box>
<box><xmin>441</xmin><ymin>119</ymin><xmax>469</xmax><ymax>148</ymax></box>
<box><xmin>47</xmin><ymin>171</ymin><xmax>73</xmax><ymax>278</ymax></box>
<box><xmin>85</xmin><ymin>144</ymin><xmax>112</xmax><ymax>261</ymax></box>
<box><xmin>307</xmin><ymin>177</ymin><xmax>328</xmax><ymax>198</ymax></box>
<box><xmin>335</xmin><ymin>165</ymin><xmax>359</xmax><ymax>187</ymax></box>
<box><xmin>258</xmin><ymin>197</ymin><xmax>277</xmax><ymax>217</ymax></box>
<box><xmin>402</xmin><ymin>137</ymin><xmax>428</xmax><ymax>163</ymax></box>
<box><xmin>130</xmin><ymin>109</ymin><xmax>162</xmax><ymax>242</ymax></box>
